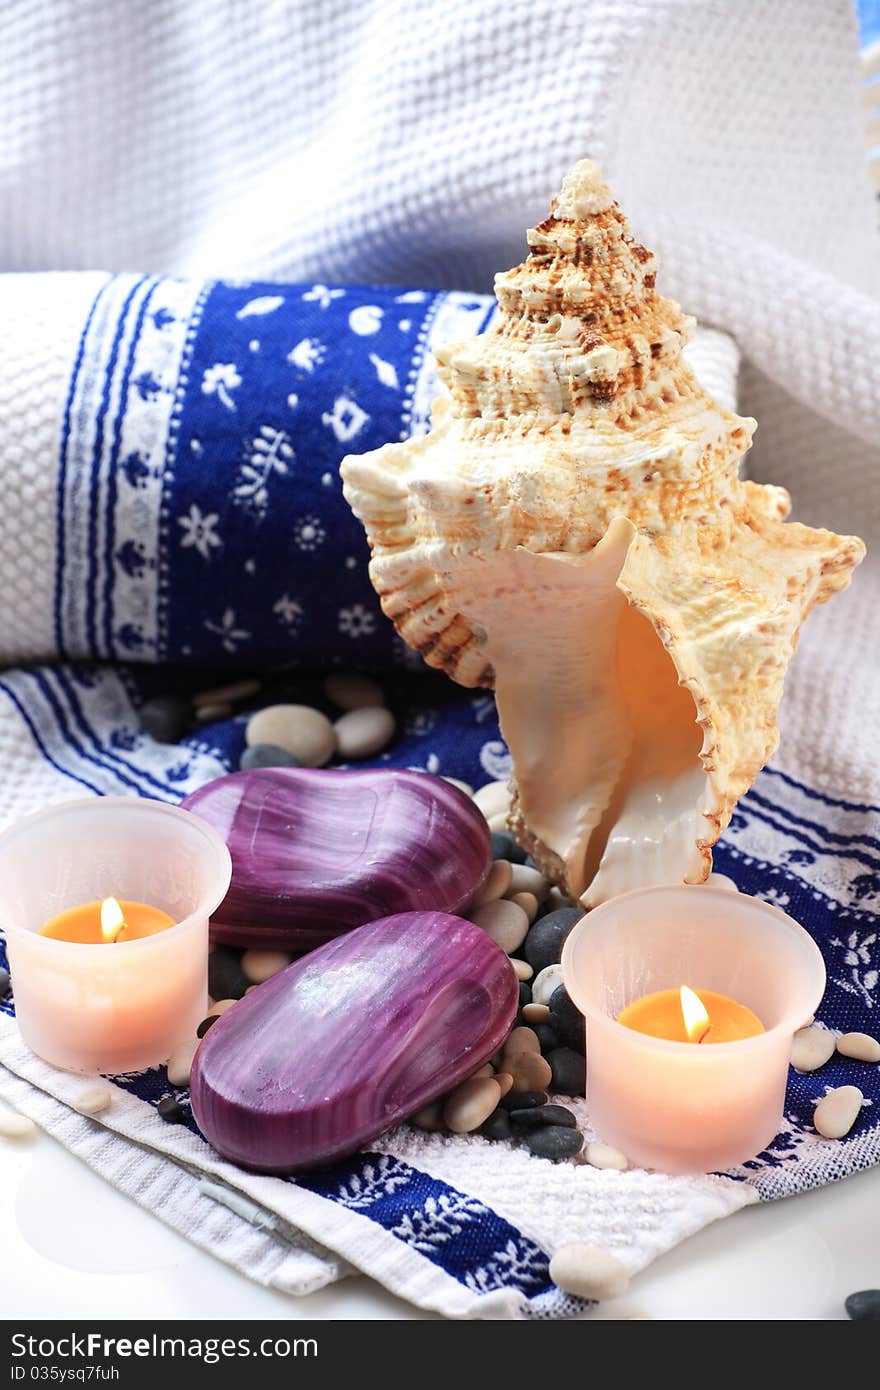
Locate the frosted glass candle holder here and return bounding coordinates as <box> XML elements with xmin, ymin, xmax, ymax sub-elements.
<box><xmin>0</xmin><ymin>797</ymin><xmax>232</xmax><ymax>1074</ymax></box>
<box><xmin>561</xmin><ymin>885</ymin><xmax>826</xmax><ymax>1174</ymax></box>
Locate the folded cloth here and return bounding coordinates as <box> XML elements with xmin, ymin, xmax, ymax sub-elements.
<box><xmin>1</xmin><ymin>662</ymin><xmax>879</xmax><ymax>1319</ymax></box>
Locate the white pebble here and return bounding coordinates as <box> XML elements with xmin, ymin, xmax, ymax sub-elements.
<box><xmin>73</xmin><ymin>1084</ymin><xmax>112</xmax><ymax>1116</ymax></box>
<box><xmin>470</xmin><ymin>899</ymin><xmax>529</xmax><ymax>954</ymax></box>
<box><xmin>473</xmin><ymin>781</ymin><xmax>511</xmax><ymax>819</ymax></box>
<box><xmin>487</xmin><ymin>812</ymin><xmax>510</xmax><ymax>832</ymax></box>
<box><xmin>443</xmin><ymin>777</ymin><xmax>474</xmax><ymax>797</ymax></box>
<box><xmin>836</xmin><ymin>1031</ymin><xmax>880</xmax><ymax>1063</ymax></box>
<box><xmin>586</xmin><ymin>1142</ymin><xmax>629</xmax><ymax>1172</ymax></box>
<box><xmin>0</xmin><ymin>1109</ymin><xmax>36</xmax><ymax>1139</ymax></box>
<box><xmin>512</xmin><ymin>957</ymin><xmax>533</xmax><ymax>981</ymax></box>
<box><xmin>532</xmin><ymin>962</ymin><xmax>565</xmax><ymax>1007</ymax></box>
<box><xmin>322</xmin><ymin>671</ymin><xmax>384</xmax><ymax>711</ymax></box>
<box><xmin>166</xmin><ymin>1038</ymin><xmax>199</xmax><ymax>1088</ymax></box>
<box><xmin>193</xmin><ymin>678</ymin><xmax>260</xmax><ymax>709</ymax></box>
<box><xmin>476</xmin><ymin>859</ymin><xmax>513</xmax><ymax>905</ymax></box>
<box><xmin>791</xmin><ymin>1025</ymin><xmax>836</xmax><ymax>1073</ymax></box>
<box><xmin>333</xmin><ymin>706</ymin><xmax>396</xmax><ymax>760</ymax></box>
<box><xmin>242</xmin><ymin>949</ymin><xmax>292</xmax><ymax>984</ymax></box>
<box><xmin>814</xmin><ymin>1085</ymin><xmax>863</xmax><ymax>1139</ymax></box>
<box><xmin>443</xmin><ymin>1076</ymin><xmax>501</xmax><ymax>1134</ymax></box>
<box><xmin>245</xmin><ymin>704</ymin><xmax>336</xmax><ymax>767</ymax></box>
<box><xmin>509</xmin><ymin>890</ymin><xmax>538</xmax><ymax>923</ymax></box>
<box><xmin>549</xmin><ymin>1244</ymin><xmax>630</xmax><ymax>1301</ymax></box>
<box><xmin>522</xmin><ymin>1002</ymin><xmax>550</xmax><ymax>1024</ymax></box>
<box><xmin>508</xmin><ymin>864</ymin><xmax>549</xmax><ymax>900</ymax></box>
<box><xmin>705</xmin><ymin>873</ymin><xmax>738</xmax><ymax>892</ymax></box>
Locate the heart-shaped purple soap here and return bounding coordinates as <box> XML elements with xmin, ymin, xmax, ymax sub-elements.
<box><xmin>182</xmin><ymin>768</ymin><xmax>491</xmax><ymax>950</ymax></box>
<box><xmin>190</xmin><ymin>910</ymin><xmax>518</xmax><ymax>1172</ymax></box>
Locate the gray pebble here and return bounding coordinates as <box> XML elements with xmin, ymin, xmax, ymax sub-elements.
<box><xmin>0</xmin><ymin>967</ymin><xmax>8</xmax><ymax>996</ymax></box>
<box><xmin>549</xmin><ymin>985</ymin><xmax>585</xmax><ymax>1052</ymax></box>
<box><xmin>508</xmin><ymin>1103</ymin><xmax>578</xmax><ymax>1129</ymax></box>
<box><xmin>490</xmin><ymin>831</ymin><xmax>527</xmax><ymax>865</ymax></box>
<box><xmin>524</xmin><ymin>908</ymin><xmax>582</xmax><ymax>973</ymax></box>
<box><xmin>845</xmin><ymin>1290</ymin><xmax>880</xmax><ymax>1321</ymax></box>
<box><xmin>333</xmin><ymin>706</ymin><xmax>396</xmax><ymax>760</ymax></box>
<box><xmin>138</xmin><ymin>695</ymin><xmax>190</xmax><ymax>743</ymax></box>
<box><xmin>471</xmin><ymin>899</ymin><xmax>529</xmax><ymax>954</ymax></box>
<box><xmin>246</xmin><ymin>704</ymin><xmax>336</xmax><ymax>766</ymax></box>
<box><xmin>323</xmin><ymin>671</ymin><xmax>385</xmax><ymax>711</ymax></box>
<box><xmin>548</xmin><ymin>1047</ymin><xmax>585</xmax><ymax>1096</ymax></box>
<box><xmin>522</xmin><ymin>1125</ymin><xmax>584</xmax><ymax>1160</ymax></box>
<box><xmin>239</xmin><ymin>743</ymin><xmax>302</xmax><ymax>771</ymax></box>
<box><xmin>500</xmin><ymin>1089</ymin><xmax>548</xmax><ymax>1111</ymax></box>
<box><xmin>479</xmin><ymin>1108</ymin><xmax>512</xmax><ymax>1140</ymax></box>
<box><xmin>533</xmin><ymin>1023</ymin><xmax>560</xmax><ymax>1053</ymax></box>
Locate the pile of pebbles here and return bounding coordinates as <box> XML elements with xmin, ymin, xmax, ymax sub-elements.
<box><xmin>138</xmin><ymin>671</ymin><xmax>397</xmax><ymax>768</ymax></box>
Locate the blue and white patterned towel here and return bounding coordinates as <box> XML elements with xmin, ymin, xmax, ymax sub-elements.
<box><xmin>0</xmin><ymin>275</ymin><xmax>877</xmax><ymax>1319</ymax></box>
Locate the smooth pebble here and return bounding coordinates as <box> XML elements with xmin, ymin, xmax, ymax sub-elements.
<box><xmin>548</xmin><ymin>1046</ymin><xmax>585</xmax><ymax>1096</ymax></box>
<box><xmin>490</xmin><ymin>830</ymin><xmax>527</xmax><ymax>865</ymax></box>
<box><xmin>791</xmin><ymin>1025</ymin><xmax>836</xmax><ymax>1072</ymax></box>
<box><xmin>836</xmin><ymin>1031</ymin><xmax>880</xmax><ymax>1063</ymax></box>
<box><xmin>444</xmin><ymin>777</ymin><xmax>474</xmax><ymax>797</ymax></box>
<box><xmin>443</xmin><ymin>1076</ymin><xmax>502</xmax><ymax>1134</ymax></box>
<box><xmin>0</xmin><ymin>966</ymin><xmax>8</xmax><ymax>995</ymax></box>
<box><xmin>239</xmin><ymin>742</ymin><xmax>301</xmax><ymax>771</ymax></box>
<box><xmin>193</xmin><ymin>678</ymin><xmax>261</xmax><ymax>709</ymax></box>
<box><xmin>505</xmin><ymin>1049</ymin><xmax>553</xmax><ymax>1093</ymax></box>
<box><xmin>508</xmin><ymin>864</ymin><xmax>549</xmax><ymax>900</ymax></box>
<box><xmin>814</xmin><ymin>1085</ymin><xmax>863</xmax><ymax>1139</ymax></box>
<box><xmin>845</xmin><ymin>1289</ymin><xmax>880</xmax><ymax>1321</ymax></box>
<box><xmin>411</xmin><ymin>1101</ymin><xmax>446</xmax><ymax>1132</ymax></box>
<box><xmin>509</xmin><ymin>891</ymin><xmax>539</xmax><ymax>924</ymax></box>
<box><xmin>245</xmin><ymin>704</ymin><xmax>336</xmax><ymax>767</ymax></box>
<box><xmin>549</xmin><ymin>1244</ymin><xmax>630</xmax><ymax>1300</ymax></box>
<box><xmin>524</xmin><ymin>908</ymin><xmax>582</xmax><ymax>973</ymax></box>
<box><xmin>208</xmin><ymin>998</ymin><xmax>238</xmax><ymax>1016</ymax></box>
<box><xmin>157</xmin><ymin>1095</ymin><xmax>186</xmax><ymax>1125</ymax></box>
<box><xmin>194</xmin><ymin>702</ymin><xmax>233</xmax><ymax>723</ymax></box>
<box><xmin>522</xmin><ymin>1125</ymin><xmax>583</xmax><ymax>1160</ymax></box>
<box><xmin>495</xmin><ymin>1072</ymin><xmax>514</xmax><ymax>1098</ymax></box>
<box><xmin>197</xmin><ymin>1014</ymin><xmax>219</xmax><ymax>1038</ymax></box>
<box><xmin>470</xmin><ymin>899</ymin><xmax>529</xmax><ymax>954</ymax></box>
<box><xmin>333</xmin><ymin>706</ymin><xmax>396</xmax><ymax>760</ymax></box>
<box><xmin>208</xmin><ymin>946</ymin><xmax>248</xmax><ymax>1001</ymax></box>
<box><xmin>586</xmin><ymin>1142</ymin><xmax>629</xmax><ymax>1171</ymax></box>
<box><xmin>480</xmin><ymin>1108</ymin><xmax>512</xmax><ymax>1140</ymax></box>
<box><xmin>506</xmin><ymin>1025</ymin><xmax>541</xmax><ymax>1055</ymax></box>
<box><xmin>508</xmin><ymin>1103</ymin><xmax>577</xmax><ymax>1129</ymax></box>
<box><xmin>475</xmin><ymin>859</ymin><xmax>513</xmax><ymax>905</ymax></box>
<box><xmin>522</xmin><ymin>1002</ymin><xmax>550</xmax><ymax>1025</ymax></box>
<box><xmin>323</xmin><ymin>671</ymin><xmax>385</xmax><ymax>711</ymax></box>
<box><xmin>138</xmin><ymin>694</ymin><xmax>190</xmax><ymax>743</ymax></box>
<box><xmin>545</xmin><ymin>886</ymin><xmax>576</xmax><ymax>912</ymax></box>
<box><xmin>73</xmin><ymin>1084</ymin><xmax>112</xmax><ymax>1116</ymax></box>
<box><xmin>705</xmin><ymin>873</ymin><xmax>738</xmax><ymax>893</ymax></box>
<box><xmin>487</xmin><ymin>812</ymin><xmax>510</xmax><ymax>832</ymax></box>
<box><xmin>473</xmin><ymin>781</ymin><xmax>511</xmax><ymax>819</ymax></box>
<box><xmin>470</xmin><ymin>1063</ymin><xmax>496</xmax><ymax>1079</ymax></box>
<box><xmin>549</xmin><ymin>985</ymin><xmax>584</xmax><ymax>1052</ymax></box>
<box><xmin>242</xmin><ymin>949</ymin><xmax>292</xmax><ymax>984</ymax></box>
<box><xmin>166</xmin><ymin>1039</ymin><xmax>199</xmax><ymax>1088</ymax></box>
<box><xmin>533</xmin><ymin>1023</ymin><xmax>560</xmax><ymax>1053</ymax></box>
<box><xmin>500</xmin><ymin>1089</ymin><xmax>548</xmax><ymax>1111</ymax></box>
<box><xmin>532</xmin><ymin>963</ymin><xmax>565</xmax><ymax>1007</ymax></box>
<box><xmin>511</xmin><ymin>957</ymin><xmax>533</xmax><ymax>981</ymax></box>
<box><xmin>0</xmin><ymin>1109</ymin><xmax>36</xmax><ymax>1139</ymax></box>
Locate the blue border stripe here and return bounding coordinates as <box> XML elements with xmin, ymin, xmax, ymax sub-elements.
<box><xmin>26</xmin><ymin>671</ymin><xmax>172</xmax><ymax>800</ymax></box>
<box><xmin>51</xmin><ymin>668</ymin><xmax>181</xmax><ymax>800</ymax></box>
<box><xmin>85</xmin><ymin>276</ymin><xmax>150</xmax><ymax>658</ymax></box>
<box><xmin>762</xmin><ymin>765</ymin><xmax>880</xmax><ymax>817</ymax></box>
<box><xmin>742</xmin><ymin>800</ymin><xmax>880</xmax><ymax>873</ymax></box>
<box><xmin>54</xmin><ymin>278</ymin><xmax>112</xmax><ymax>658</ymax></box>
<box><xmin>102</xmin><ymin>277</ymin><xmax>161</xmax><ymax>659</ymax></box>
<box><xmin>747</xmin><ymin>787</ymin><xmax>880</xmax><ymax>853</ymax></box>
<box><xmin>0</xmin><ymin>681</ymin><xmax>103</xmax><ymax>795</ymax></box>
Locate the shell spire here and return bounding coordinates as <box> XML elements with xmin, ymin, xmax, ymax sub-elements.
<box><xmin>341</xmin><ymin>161</ymin><xmax>865</xmax><ymax>904</ymax></box>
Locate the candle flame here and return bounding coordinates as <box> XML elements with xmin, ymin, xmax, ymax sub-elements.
<box><xmin>100</xmin><ymin>897</ymin><xmax>126</xmax><ymax>944</ymax></box>
<box><xmin>680</xmin><ymin>984</ymin><xmax>711</xmax><ymax>1043</ymax></box>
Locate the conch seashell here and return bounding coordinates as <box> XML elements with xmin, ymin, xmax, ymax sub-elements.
<box><xmin>341</xmin><ymin>161</ymin><xmax>865</xmax><ymax>905</ymax></box>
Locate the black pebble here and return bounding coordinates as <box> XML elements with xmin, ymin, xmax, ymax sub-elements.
<box><xmin>490</xmin><ymin>831</ymin><xmax>527</xmax><ymax>865</ymax></box>
<box><xmin>240</xmin><ymin>742</ymin><xmax>301</xmax><ymax>771</ymax></box>
<box><xmin>0</xmin><ymin>966</ymin><xmax>9</xmax><ymax>996</ymax></box>
<box><xmin>533</xmin><ymin>1023</ymin><xmax>560</xmax><ymax>1054</ymax></box>
<box><xmin>518</xmin><ymin>981</ymin><xmax>532</xmax><ymax>1010</ymax></box>
<box><xmin>479</xmin><ymin>1108</ymin><xmax>512</xmax><ymax>1140</ymax></box>
<box><xmin>523</xmin><ymin>908</ymin><xmax>581</xmax><ymax>973</ymax></box>
<box><xmin>522</xmin><ymin>1125</ymin><xmax>584</xmax><ymax>1160</ymax></box>
<box><xmin>846</xmin><ymin>1289</ymin><xmax>880</xmax><ymax>1321</ymax></box>
<box><xmin>500</xmin><ymin>1089</ymin><xmax>548</xmax><ymax>1111</ymax></box>
<box><xmin>208</xmin><ymin>946</ymin><xmax>249</xmax><ymax>1001</ymax></box>
<box><xmin>549</xmin><ymin>984</ymin><xmax>585</xmax><ymax>1052</ymax></box>
<box><xmin>547</xmin><ymin>1047</ymin><xmax>586</xmax><ymax>1097</ymax></box>
<box><xmin>157</xmin><ymin>1095</ymin><xmax>186</xmax><ymax>1124</ymax></box>
<box><xmin>138</xmin><ymin>694</ymin><xmax>191</xmax><ymax>743</ymax></box>
<box><xmin>197</xmin><ymin>1014</ymin><xmax>219</xmax><ymax>1037</ymax></box>
<box><xmin>508</xmin><ymin>1104</ymin><xmax>578</xmax><ymax>1129</ymax></box>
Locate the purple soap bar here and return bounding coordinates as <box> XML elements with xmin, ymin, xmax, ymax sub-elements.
<box><xmin>190</xmin><ymin>910</ymin><xmax>518</xmax><ymax>1172</ymax></box>
<box><xmin>183</xmin><ymin>768</ymin><xmax>490</xmax><ymax>949</ymax></box>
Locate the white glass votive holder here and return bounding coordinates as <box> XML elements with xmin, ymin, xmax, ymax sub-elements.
<box><xmin>0</xmin><ymin>797</ymin><xmax>232</xmax><ymax>1074</ymax></box>
<box><xmin>561</xmin><ymin>885</ymin><xmax>826</xmax><ymax>1174</ymax></box>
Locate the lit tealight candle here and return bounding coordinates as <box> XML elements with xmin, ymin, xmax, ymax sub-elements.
<box><xmin>41</xmin><ymin>896</ymin><xmax>175</xmax><ymax>945</ymax></box>
<box><xmin>618</xmin><ymin>984</ymin><xmax>764</xmax><ymax>1044</ymax></box>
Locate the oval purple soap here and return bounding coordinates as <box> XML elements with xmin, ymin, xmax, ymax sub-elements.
<box><xmin>182</xmin><ymin>767</ymin><xmax>490</xmax><ymax>949</ymax></box>
<box><xmin>190</xmin><ymin>911</ymin><xmax>518</xmax><ymax>1172</ymax></box>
